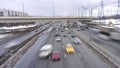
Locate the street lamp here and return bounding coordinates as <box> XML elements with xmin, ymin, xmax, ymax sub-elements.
<box><xmin>77</xmin><ymin>8</ymin><xmax>80</xmax><ymax>16</ymax></box>
<box><xmin>81</xmin><ymin>6</ymin><xmax>88</xmax><ymax>17</ymax></box>
<box><xmin>21</xmin><ymin>0</ymin><xmax>25</xmax><ymax>16</ymax></box>
<box><xmin>52</xmin><ymin>4</ymin><xmax>55</xmax><ymax>17</ymax></box>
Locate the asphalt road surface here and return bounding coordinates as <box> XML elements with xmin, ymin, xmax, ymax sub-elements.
<box><xmin>14</xmin><ymin>27</ymin><xmax>109</xmax><ymax>68</ymax></box>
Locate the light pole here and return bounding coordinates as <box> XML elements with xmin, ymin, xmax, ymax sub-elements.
<box><xmin>52</xmin><ymin>4</ymin><xmax>55</xmax><ymax>17</ymax></box>
<box><xmin>117</xmin><ymin>0</ymin><xmax>120</xmax><ymax>16</ymax></box>
<box><xmin>77</xmin><ymin>8</ymin><xmax>80</xmax><ymax>16</ymax></box>
<box><xmin>89</xmin><ymin>8</ymin><xmax>93</xmax><ymax>17</ymax></box>
<box><xmin>81</xmin><ymin>6</ymin><xmax>84</xmax><ymax>16</ymax></box>
<box><xmin>81</xmin><ymin>6</ymin><xmax>88</xmax><ymax>17</ymax></box>
<box><xmin>21</xmin><ymin>0</ymin><xmax>24</xmax><ymax>16</ymax></box>
<box><xmin>100</xmin><ymin>0</ymin><xmax>104</xmax><ymax>17</ymax></box>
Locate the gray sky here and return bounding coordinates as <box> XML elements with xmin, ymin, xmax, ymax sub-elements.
<box><xmin>0</xmin><ymin>0</ymin><xmax>118</xmax><ymax>16</ymax></box>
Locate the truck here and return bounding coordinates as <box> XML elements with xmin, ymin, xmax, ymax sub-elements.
<box><xmin>39</xmin><ymin>44</ymin><xmax>53</xmax><ymax>58</ymax></box>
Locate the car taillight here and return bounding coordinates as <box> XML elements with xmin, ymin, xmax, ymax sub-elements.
<box><xmin>52</xmin><ymin>56</ymin><xmax>54</xmax><ymax>59</ymax></box>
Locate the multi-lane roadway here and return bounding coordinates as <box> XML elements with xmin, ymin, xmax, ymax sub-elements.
<box><xmin>1</xmin><ymin>22</ymin><xmax>119</xmax><ymax>68</ymax></box>
<box><xmin>14</xmin><ymin>25</ymin><xmax>109</xmax><ymax>68</ymax></box>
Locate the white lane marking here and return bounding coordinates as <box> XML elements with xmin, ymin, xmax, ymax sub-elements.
<box><xmin>64</xmin><ymin>54</ymin><xmax>67</xmax><ymax>58</ymax></box>
<box><xmin>78</xmin><ymin>53</ymin><xmax>82</xmax><ymax>57</ymax></box>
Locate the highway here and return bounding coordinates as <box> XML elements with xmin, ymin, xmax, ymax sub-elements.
<box><xmin>1</xmin><ymin>1</ymin><xmax>120</xmax><ymax>67</ymax></box>
<box><xmin>72</xmin><ymin>27</ymin><xmax>120</xmax><ymax>57</ymax></box>
<box><xmin>14</xmin><ymin>25</ymin><xmax>108</xmax><ymax>68</ymax></box>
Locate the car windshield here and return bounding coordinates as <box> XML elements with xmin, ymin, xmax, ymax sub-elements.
<box><xmin>40</xmin><ymin>50</ymin><xmax>49</xmax><ymax>53</ymax></box>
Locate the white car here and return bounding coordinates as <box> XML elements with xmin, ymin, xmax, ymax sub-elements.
<box><xmin>73</xmin><ymin>37</ymin><xmax>82</xmax><ymax>44</ymax></box>
<box><xmin>39</xmin><ymin>44</ymin><xmax>53</xmax><ymax>58</ymax></box>
<box><xmin>56</xmin><ymin>37</ymin><xmax>61</xmax><ymax>42</ymax></box>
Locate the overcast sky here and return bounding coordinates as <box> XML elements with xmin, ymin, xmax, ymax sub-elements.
<box><xmin>0</xmin><ymin>0</ymin><xmax>118</xmax><ymax>16</ymax></box>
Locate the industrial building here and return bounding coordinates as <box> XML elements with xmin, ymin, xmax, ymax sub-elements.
<box><xmin>0</xmin><ymin>9</ymin><xmax>28</xmax><ymax>17</ymax></box>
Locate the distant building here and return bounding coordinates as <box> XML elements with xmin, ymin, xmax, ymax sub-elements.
<box><xmin>0</xmin><ymin>9</ymin><xmax>29</xmax><ymax>17</ymax></box>
<box><xmin>0</xmin><ymin>9</ymin><xmax>33</xmax><ymax>27</ymax></box>
<box><xmin>0</xmin><ymin>9</ymin><xmax>36</xmax><ymax>34</ymax></box>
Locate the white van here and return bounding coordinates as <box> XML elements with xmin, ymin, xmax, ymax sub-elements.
<box><xmin>39</xmin><ymin>44</ymin><xmax>53</xmax><ymax>58</ymax></box>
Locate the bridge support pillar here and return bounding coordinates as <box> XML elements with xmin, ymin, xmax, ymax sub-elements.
<box><xmin>67</xmin><ymin>20</ymin><xmax>70</xmax><ymax>28</ymax></box>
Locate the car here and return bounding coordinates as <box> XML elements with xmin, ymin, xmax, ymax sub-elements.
<box><xmin>55</xmin><ymin>34</ymin><xmax>59</xmax><ymax>37</ymax></box>
<box><xmin>61</xmin><ymin>30</ymin><xmax>64</xmax><ymax>32</ymax></box>
<box><xmin>73</xmin><ymin>37</ymin><xmax>82</xmax><ymax>44</ymax></box>
<box><xmin>71</xmin><ymin>35</ymin><xmax>76</xmax><ymax>38</ymax></box>
<box><xmin>56</xmin><ymin>37</ymin><xmax>61</xmax><ymax>42</ymax></box>
<box><xmin>77</xmin><ymin>29</ymin><xmax>80</xmax><ymax>31</ymax></box>
<box><xmin>73</xmin><ymin>39</ymin><xmax>79</xmax><ymax>44</ymax></box>
<box><xmin>56</xmin><ymin>28</ymin><xmax>59</xmax><ymax>31</ymax></box>
<box><xmin>63</xmin><ymin>34</ymin><xmax>67</xmax><ymax>37</ymax></box>
<box><xmin>65</xmin><ymin>44</ymin><xmax>74</xmax><ymax>54</ymax></box>
<box><xmin>39</xmin><ymin>44</ymin><xmax>53</xmax><ymax>58</ymax></box>
<box><xmin>68</xmin><ymin>32</ymin><xmax>71</xmax><ymax>34</ymax></box>
<box><xmin>51</xmin><ymin>51</ymin><xmax>61</xmax><ymax>61</ymax></box>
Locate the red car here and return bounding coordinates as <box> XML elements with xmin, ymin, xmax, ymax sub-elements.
<box><xmin>51</xmin><ymin>51</ymin><xmax>61</xmax><ymax>61</ymax></box>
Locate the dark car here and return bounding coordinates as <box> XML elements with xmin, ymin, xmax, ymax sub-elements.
<box><xmin>71</xmin><ymin>35</ymin><xmax>76</xmax><ymax>38</ymax></box>
<box><xmin>55</xmin><ymin>34</ymin><xmax>59</xmax><ymax>37</ymax></box>
<box><xmin>63</xmin><ymin>34</ymin><xmax>67</xmax><ymax>37</ymax></box>
<box><xmin>61</xmin><ymin>30</ymin><xmax>64</xmax><ymax>32</ymax></box>
<box><xmin>68</xmin><ymin>32</ymin><xmax>71</xmax><ymax>34</ymax></box>
<box><xmin>77</xmin><ymin>29</ymin><xmax>80</xmax><ymax>31</ymax></box>
<box><xmin>51</xmin><ymin>51</ymin><xmax>61</xmax><ymax>61</ymax></box>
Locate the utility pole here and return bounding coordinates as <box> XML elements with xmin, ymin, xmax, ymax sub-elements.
<box><xmin>98</xmin><ymin>0</ymin><xmax>104</xmax><ymax>23</ymax></box>
<box><xmin>52</xmin><ymin>4</ymin><xmax>55</xmax><ymax>17</ymax></box>
<box><xmin>81</xmin><ymin>9</ymin><xmax>84</xmax><ymax>16</ymax></box>
<box><xmin>21</xmin><ymin>0</ymin><xmax>24</xmax><ymax>16</ymax></box>
<box><xmin>90</xmin><ymin>8</ymin><xmax>93</xmax><ymax>17</ymax></box>
<box><xmin>98</xmin><ymin>0</ymin><xmax>104</xmax><ymax>18</ymax></box>
<box><xmin>78</xmin><ymin>8</ymin><xmax>80</xmax><ymax>16</ymax></box>
<box><xmin>100</xmin><ymin>0</ymin><xmax>104</xmax><ymax>17</ymax></box>
<box><xmin>117</xmin><ymin>0</ymin><xmax>120</xmax><ymax>17</ymax></box>
<box><xmin>81</xmin><ymin>6</ymin><xmax>86</xmax><ymax>16</ymax></box>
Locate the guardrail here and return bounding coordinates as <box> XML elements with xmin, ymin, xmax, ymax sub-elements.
<box><xmin>70</xmin><ymin>29</ymin><xmax>120</xmax><ymax>68</ymax></box>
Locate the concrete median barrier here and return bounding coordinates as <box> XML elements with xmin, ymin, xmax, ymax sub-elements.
<box><xmin>91</xmin><ymin>41</ymin><xmax>120</xmax><ymax>68</ymax></box>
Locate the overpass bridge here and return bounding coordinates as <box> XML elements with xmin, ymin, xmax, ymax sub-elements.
<box><xmin>0</xmin><ymin>16</ymin><xmax>94</xmax><ymax>23</ymax></box>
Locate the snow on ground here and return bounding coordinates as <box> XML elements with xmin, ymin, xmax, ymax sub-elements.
<box><xmin>0</xmin><ymin>25</ymin><xmax>36</xmax><ymax>30</ymax></box>
<box><xmin>0</xmin><ymin>34</ymin><xmax>10</xmax><ymax>39</ymax></box>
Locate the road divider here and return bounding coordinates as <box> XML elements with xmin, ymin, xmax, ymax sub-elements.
<box><xmin>91</xmin><ymin>41</ymin><xmax>120</xmax><ymax>68</ymax></box>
